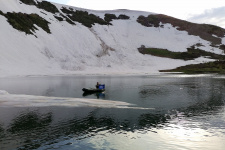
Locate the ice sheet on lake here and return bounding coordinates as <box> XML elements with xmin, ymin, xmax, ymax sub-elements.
<box><xmin>0</xmin><ymin>90</ymin><xmax>154</xmax><ymax>109</ymax></box>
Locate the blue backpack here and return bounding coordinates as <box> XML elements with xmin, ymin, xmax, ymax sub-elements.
<box><xmin>98</xmin><ymin>84</ymin><xmax>105</xmax><ymax>89</ymax></box>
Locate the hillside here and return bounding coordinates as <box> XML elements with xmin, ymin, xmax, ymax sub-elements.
<box><xmin>0</xmin><ymin>0</ymin><xmax>225</xmax><ymax>77</ymax></box>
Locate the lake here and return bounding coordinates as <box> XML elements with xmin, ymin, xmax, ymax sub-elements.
<box><xmin>0</xmin><ymin>74</ymin><xmax>225</xmax><ymax>150</ymax></box>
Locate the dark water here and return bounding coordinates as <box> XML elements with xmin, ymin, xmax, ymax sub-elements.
<box><xmin>0</xmin><ymin>74</ymin><xmax>225</xmax><ymax>150</ymax></box>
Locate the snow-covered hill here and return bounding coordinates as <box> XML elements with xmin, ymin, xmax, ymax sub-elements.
<box><xmin>0</xmin><ymin>0</ymin><xmax>225</xmax><ymax>77</ymax></box>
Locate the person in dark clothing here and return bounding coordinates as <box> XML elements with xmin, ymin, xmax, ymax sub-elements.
<box><xmin>96</xmin><ymin>82</ymin><xmax>100</xmax><ymax>89</ymax></box>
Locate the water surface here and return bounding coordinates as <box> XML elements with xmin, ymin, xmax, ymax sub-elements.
<box><xmin>0</xmin><ymin>74</ymin><xmax>225</xmax><ymax>150</ymax></box>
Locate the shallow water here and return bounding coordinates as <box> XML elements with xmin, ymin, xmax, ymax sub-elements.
<box><xmin>0</xmin><ymin>74</ymin><xmax>225</xmax><ymax>150</ymax></box>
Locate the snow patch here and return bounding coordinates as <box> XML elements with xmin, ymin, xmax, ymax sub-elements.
<box><xmin>0</xmin><ymin>93</ymin><xmax>154</xmax><ymax>110</ymax></box>
<box><xmin>0</xmin><ymin>0</ymin><xmax>223</xmax><ymax>78</ymax></box>
<box><xmin>0</xmin><ymin>90</ymin><xmax>9</xmax><ymax>95</ymax></box>
<box><xmin>222</xmin><ymin>37</ymin><xmax>225</xmax><ymax>45</ymax></box>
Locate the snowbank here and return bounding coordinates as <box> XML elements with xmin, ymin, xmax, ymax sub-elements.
<box><xmin>0</xmin><ymin>0</ymin><xmax>223</xmax><ymax>78</ymax></box>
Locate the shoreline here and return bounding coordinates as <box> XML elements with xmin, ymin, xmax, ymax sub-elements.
<box><xmin>0</xmin><ymin>71</ymin><xmax>166</xmax><ymax>79</ymax></box>
<box><xmin>0</xmin><ymin>71</ymin><xmax>219</xmax><ymax>79</ymax></box>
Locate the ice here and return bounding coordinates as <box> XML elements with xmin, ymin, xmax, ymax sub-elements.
<box><xmin>0</xmin><ymin>90</ymin><xmax>9</xmax><ymax>95</ymax></box>
<box><xmin>0</xmin><ymin>91</ymin><xmax>154</xmax><ymax>109</ymax></box>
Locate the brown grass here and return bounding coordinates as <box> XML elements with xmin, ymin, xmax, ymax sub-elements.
<box><xmin>137</xmin><ymin>14</ymin><xmax>225</xmax><ymax>45</ymax></box>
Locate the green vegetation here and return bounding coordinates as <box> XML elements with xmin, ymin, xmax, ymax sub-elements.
<box><xmin>54</xmin><ymin>13</ymin><xmax>75</xmax><ymax>25</ymax></box>
<box><xmin>104</xmin><ymin>13</ymin><xmax>117</xmax><ymax>23</ymax></box>
<box><xmin>65</xmin><ymin>17</ymin><xmax>75</xmax><ymax>25</ymax></box>
<box><xmin>20</xmin><ymin>0</ymin><xmax>59</xmax><ymax>13</ymax></box>
<box><xmin>137</xmin><ymin>14</ymin><xmax>225</xmax><ymax>45</ymax></box>
<box><xmin>20</xmin><ymin>0</ymin><xmax>36</xmax><ymax>5</ymax></box>
<box><xmin>37</xmin><ymin>1</ymin><xmax>59</xmax><ymax>13</ymax></box>
<box><xmin>61</xmin><ymin>7</ymin><xmax>109</xmax><ymax>27</ymax></box>
<box><xmin>3</xmin><ymin>1</ymin><xmax>56</xmax><ymax>34</ymax></box>
<box><xmin>0</xmin><ymin>10</ymin><xmax>3</xmax><ymax>16</ymax></box>
<box><xmin>54</xmin><ymin>15</ymin><xmax>64</xmax><ymax>21</ymax></box>
<box><xmin>104</xmin><ymin>13</ymin><xmax>130</xmax><ymax>23</ymax></box>
<box><xmin>2</xmin><ymin>12</ymin><xmax>50</xmax><ymax>35</ymax></box>
<box><xmin>61</xmin><ymin>7</ymin><xmax>130</xmax><ymax>27</ymax></box>
<box><xmin>138</xmin><ymin>46</ymin><xmax>225</xmax><ymax>61</ymax></box>
<box><xmin>118</xmin><ymin>14</ymin><xmax>130</xmax><ymax>20</ymax></box>
<box><xmin>139</xmin><ymin>45</ymin><xmax>225</xmax><ymax>74</ymax></box>
<box><xmin>69</xmin><ymin>10</ymin><xmax>109</xmax><ymax>27</ymax></box>
<box><xmin>20</xmin><ymin>1</ymin><xmax>130</xmax><ymax>27</ymax></box>
<box><xmin>160</xmin><ymin>61</ymin><xmax>225</xmax><ymax>74</ymax></box>
<box><xmin>219</xmin><ymin>44</ymin><xmax>225</xmax><ymax>51</ymax></box>
<box><xmin>138</xmin><ymin>45</ymin><xmax>225</xmax><ymax>74</ymax></box>
<box><xmin>61</xmin><ymin>7</ymin><xmax>74</xmax><ymax>14</ymax></box>
<box><xmin>138</xmin><ymin>47</ymin><xmax>184</xmax><ymax>59</ymax></box>
<box><xmin>137</xmin><ymin>15</ymin><xmax>160</xmax><ymax>27</ymax></box>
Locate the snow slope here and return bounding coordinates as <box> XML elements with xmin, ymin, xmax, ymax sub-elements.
<box><xmin>0</xmin><ymin>0</ymin><xmax>224</xmax><ymax>77</ymax></box>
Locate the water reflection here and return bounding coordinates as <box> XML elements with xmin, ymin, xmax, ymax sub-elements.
<box><xmin>179</xmin><ymin>91</ymin><xmax>225</xmax><ymax>117</ymax></box>
<box><xmin>138</xmin><ymin>113</ymin><xmax>170</xmax><ymax>129</ymax></box>
<box><xmin>1</xmin><ymin>104</ymin><xmax>224</xmax><ymax>150</ymax></box>
<box><xmin>0</xmin><ymin>107</ymin><xmax>169</xmax><ymax>150</ymax></box>
<box><xmin>0</xmin><ymin>124</ymin><xmax>4</xmax><ymax>139</ymax></box>
<box><xmin>139</xmin><ymin>85</ymin><xmax>169</xmax><ymax>98</ymax></box>
<box><xmin>0</xmin><ymin>124</ymin><xmax>3</xmax><ymax>132</ymax></box>
<box><xmin>82</xmin><ymin>92</ymin><xmax>105</xmax><ymax>99</ymax></box>
<box><xmin>7</xmin><ymin>111</ymin><xmax>52</xmax><ymax>134</ymax></box>
<box><xmin>0</xmin><ymin>75</ymin><xmax>225</xmax><ymax>149</ymax></box>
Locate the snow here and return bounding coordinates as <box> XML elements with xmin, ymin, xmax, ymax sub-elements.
<box><xmin>0</xmin><ymin>90</ymin><xmax>155</xmax><ymax>109</ymax></box>
<box><xmin>222</xmin><ymin>37</ymin><xmax>225</xmax><ymax>45</ymax></box>
<box><xmin>0</xmin><ymin>0</ymin><xmax>223</xmax><ymax>78</ymax></box>
<box><xmin>0</xmin><ymin>90</ymin><xmax>9</xmax><ymax>95</ymax></box>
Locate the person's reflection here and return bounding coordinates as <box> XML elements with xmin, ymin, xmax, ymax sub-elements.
<box><xmin>83</xmin><ymin>92</ymin><xmax>105</xmax><ymax>99</ymax></box>
<box><xmin>96</xmin><ymin>92</ymin><xmax>105</xmax><ymax>99</ymax></box>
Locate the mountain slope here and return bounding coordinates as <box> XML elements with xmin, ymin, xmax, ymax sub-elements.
<box><xmin>0</xmin><ymin>0</ymin><xmax>225</xmax><ymax>77</ymax></box>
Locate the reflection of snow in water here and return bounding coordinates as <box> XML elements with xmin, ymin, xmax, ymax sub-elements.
<box><xmin>0</xmin><ymin>90</ymin><xmax>154</xmax><ymax>109</ymax></box>
<box><xmin>0</xmin><ymin>90</ymin><xmax>9</xmax><ymax>95</ymax></box>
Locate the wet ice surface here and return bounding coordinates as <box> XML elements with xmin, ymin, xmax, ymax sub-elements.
<box><xmin>0</xmin><ymin>92</ymin><xmax>130</xmax><ymax>108</ymax></box>
<box><xmin>0</xmin><ymin>91</ymin><xmax>156</xmax><ymax>110</ymax></box>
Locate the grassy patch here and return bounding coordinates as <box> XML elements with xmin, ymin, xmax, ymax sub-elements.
<box><xmin>61</xmin><ymin>7</ymin><xmax>74</xmax><ymax>14</ymax></box>
<box><xmin>104</xmin><ymin>14</ymin><xmax>130</xmax><ymax>23</ymax></box>
<box><xmin>55</xmin><ymin>13</ymin><xmax>75</xmax><ymax>25</ymax></box>
<box><xmin>61</xmin><ymin>8</ymin><xmax>109</xmax><ymax>27</ymax></box>
<box><xmin>137</xmin><ymin>14</ymin><xmax>225</xmax><ymax>45</ymax></box>
<box><xmin>68</xmin><ymin>10</ymin><xmax>108</xmax><ymax>27</ymax></box>
<box><xmin>104</xmin><ymin>13</ymin><xmax>117</xmax><ymax>23</ymax></box>
<box><xmin>137</xmin><ymin>15</ymin><xmax>160</xmax><ymax>27</ymax></box>
<box><xmin>138</xmin><ymin>46</ymin><xmax>225</xmax><ymax>61</ymax></box>
<box><xmin>118</xmin><ymin>14</ymin><xmax>130</xmax><ymax>20</ymax></box>
<box><xmin>138</xmin><ymin>47</ymin><xmax>199</xmax><ymax>60</ymax></box>
<box><xmin>20</xmin><ymin>0</ymin><xmax>59</xmax><ymax>13</ymax></box>
<box><xmin>20</xmin><ymin>0</ymin><xmax>36</xmax><ymax>5</ymax></box>
<box><xmin>3</xmin><ymin>12</ymin><xmax>50</xmax><ymax>35</ymax></box>
<box><xmin>219</xmin><ymin>44</ymin><xmax>225</xmax><ymax>51</ymax></box>
<box><xmin>160</xmin><ymin>61</ymin><xmax>225</xmax><ymax>74</ymax></box>
<box><xmin>37</xmin><ymin>1</ymin><xmax>59</xmax><ymax>13</ymax></box>
<box><xmin>65</xmin><ymin>17</ymin><xmax>75</xmax><ymax>25</ymax></box>
<box><xmin>20</xmin><ymin>1</ymin><xmax>130</xmax><ymax>27</ymax></box>
<box><xmin>54</xmin><ymin>15</ymin><xmax>64</xmax><ymax>21</ymax></box>
<box><xmin>0</xmin><ymin>10</ymin><xmax>3</xmax><ymax>16</ymax></box>
<box><xmin>61</xmin><ymin>8</ymin><xmax>130</xmax><ymax>27</ymax></box>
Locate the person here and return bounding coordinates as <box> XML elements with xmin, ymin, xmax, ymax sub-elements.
<box><xmin>96</xmin><ymin>82</ymin><xmax>100</xmax><ymax>89</ymax></box>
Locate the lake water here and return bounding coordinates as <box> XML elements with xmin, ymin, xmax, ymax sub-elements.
<box><xmin>0</xmin><ymin>74</ymin><xmax>225</xmax><ymax>150</ymax></box>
